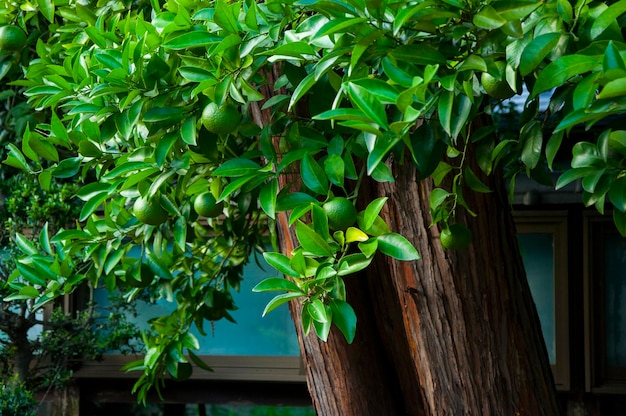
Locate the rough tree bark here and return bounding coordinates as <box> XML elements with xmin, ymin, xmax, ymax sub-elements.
<box><xmin>252</xmin><ymin>70</ymin><xmax>560</xmax><ymax>415</ymax></box>
<box><xmin>278</xmin><ymin>158</ymin><xmax>560</xmax><ymax>415</ymax></box>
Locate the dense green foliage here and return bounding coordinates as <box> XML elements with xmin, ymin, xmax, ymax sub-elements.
<box><xmin>0</xmin><ymin>381</ymin><xmax>37</xmax><ymax>416</ymax></box>
<box><xmin>3</xmin><ymin>0</ymin><xmax>626</xmax><ymax>402</ymax></box>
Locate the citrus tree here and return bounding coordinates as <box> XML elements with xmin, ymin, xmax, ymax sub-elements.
<box><xmin>5</xmin><ymin>0</ymin><xmax>626</xmax><ymax>413</ymax></box>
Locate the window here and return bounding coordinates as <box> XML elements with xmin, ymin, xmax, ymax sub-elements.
<box><xmin>75</xmin><ymin>250</ymin><xmax>309</xmax><ymax>409</ymax></box>
<box><xmin>515</xmin><ymin>212</ymin><xmax>570</xmax><ymax>390</ymax></box>
<box><xmin>585</xmin><ymin>214</ymin><xmax>626</xmax><ymax>392</ymax></box>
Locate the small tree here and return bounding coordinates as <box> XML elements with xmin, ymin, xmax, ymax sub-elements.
<box><xmin>5</xmin><ymin>0</ymin><xmax>626</xmax><ymax>414</ymax></box>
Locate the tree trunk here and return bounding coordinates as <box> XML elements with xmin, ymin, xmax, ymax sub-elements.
<box><xmin>253</xmin><ymin>69</ymin><xmax>559</xmax><ymax>415</ymax></box>
<box><xmin>276</xmin><ymin>160</ymin><xmax>559</xmax><ymax>416</ymax></box>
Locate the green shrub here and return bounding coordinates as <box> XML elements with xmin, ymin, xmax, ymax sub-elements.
<box><xmin>0</xmin><ymin>381</ymin><xmax>37</xmax><ymax>416</ymax></box>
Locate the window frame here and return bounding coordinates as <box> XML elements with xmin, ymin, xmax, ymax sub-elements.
<box><xmin>584</xmin><ymin>213</ymin><xmax>626</xmax><ymax>393</ymax></box>
<box><xmin>514</xmin><ymin>211</ymin><xmax>570</xmax><ymax>390</ymax></box>
<box><xmin>75</xmin><ymin>354</ymin><xmax>306</xmax><ymax>382</ymax></box>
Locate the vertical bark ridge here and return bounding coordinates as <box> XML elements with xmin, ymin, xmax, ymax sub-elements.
<box><xmin>360</xmin><ymin>157</ymin><xmax>559</xmax><ymax>415</ymax></box>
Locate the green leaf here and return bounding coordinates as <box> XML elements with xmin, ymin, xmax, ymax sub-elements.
<box><xmin>457</xmin><ymin>54</ymin><xmax>488</xmax><ymax>72</ymax></box>
<box><xmin>362</xmin><ymin>197</ymin><xmax>388</xmax><ymax>230</ymax></box>
<box><xmin>410</xmin><ymin>123</ymin><xmax>448</xmax><ymax>178</ymax></box>
<box><xmin>389</xmin><ymin>45</ymin><xmax>447</xmax><ymax>66</ymax></box>
<box><xmin>214</xmin><ymin>0</ymin><xmax>239</xmax><ymax>33</ymax></box>
<box><xmin>590</xmin><ymin>1</ymin><xmax>626</xmax><ymax>40</ymax></box>
<box><xmin>377</xmin><ymin>233</ymin><xmax>420</xmax><ymax>261</ymax></box>
<box><xmin>213</xmin><ymin>158</ymin><xmax>261</xmax><ymax>177</ymax></box>
<box><xmin>603</xmin><ymin>41</ymin><xmax>626</xmax><ymax>74</ymax></box>
<box><xmin>430</xmin><ymin>188</ymin><xmax>451</xmax><ymax>210</ymax></box>
<box><xmin>370</xmin><ymin>161</ymin><xmax>395</xmax><ymax>183</ymax></box>
<box><xmin>79</xmin><ymin>191</ymin><xmax>110</xmax><ymax>221</ymax></box>
<box><xmin>555</xmin><ymin>167</ymin><xmax>598</xmax><ymax>190</ymax></box>
<box><xmin>16</xmin><ymin>262</ymin><xmax>46</xmax><ymax>286</ymax></box>
<box><xmin>217</xmin><ymin>175</ymin><xmax>256</xmax><ymax>201</ymax></box>
<box><xmin>39</xmin><ymin>224</ymin><xmax>52</xmax><ymax>255</ymax></box>
<box><xmin>572</xmin><ymin>141</ymin><xmax>604</xmax><ymax>168</ymax></box>
<box><xmin>307</xmin><ymin>299</ymin><xmax>328</xmax><ymax>323</ymax></box>
<box><xmin>295</xmin><ymin>221</ymin><xmax>334</xmax><ymax>257</ymax></box>
<box><xmin>143</xmin><ymin>107</ymin><xmax>184</xmax><ymax>123</ymax></box>
<box><xmin>520</xmin><ymin>121</ymin><xmax>543</xmax><ymax>170</ymax></box>
<box><xmin>15</xmin><ymin>233</ymin><xmax>39</xmax><ymax>256</ymax></box>
<box><xmin>181</xmin><ymin>117</ymin><xmax>197</xmax><ymax>145</ymax></box>
<box><xmin>4</xmin><ymin>143</ymin><xmax>32</xmax><ymax>172</ymax></box>
<box><xmin>174</xmin><ymin>216</ymin><xmax>187</xmax><ymax>252</ymax></box>
<box><xmin>276</xmin><ymin>192</ymin><xmax>318</xmax><ymax>211</ymax></box>
<box><xmin>609</xmin><ymin>176</ymin><xmax>626</xmax><ymax>212</ymax></box>
<box><xmin>155</xmin><ymin>132</ymin><xmax>178</xmax><ymax>168</ymax></box>
<box><xmin>367</xmin><ymin>135</ymin><xmax>400</xmax><ymax>176</ymax></box>
<box><xmin>473</xmin><ymin>5</ymin><xmax>506</xmax><ymax>29</ymax></box>
<box><xmin>311</xmin><ymin>204</ymin><xmax>330</xmax><ymax>241</ymax></box>
<box><xmin>598</xmin><ymin>78</ymin><xmax>626</xmax><ymax>100</ymax></box>
<box><xmin>519</xmin><ymin>33</ymin><xmax>562</xmax><ymax>76</ymax></box>
<box><xmin>464</xmin><ymin>167</ymin><xmax>491</xmax><ymax>193</ymax></box>
<box><xmin>345</xmin><ymin>227</ymin><xmax>369</xmax><ymax>243</ymax></box>
<box><xmin>330</xmin><ymin>299</ymin><xmax>357</xmax><ymax>343</ymax></box>
<box><xmin>350</xmin><ymin>78</ymin><xmax>400</xmax><ymax>104</ymax></box>
<box><xmin>289</xmin><ymin>72</ymin><xmax>316</xmax><ymax>111</ymax></box>
<box><xmin>188</xmin><ymin>351</ymin><xmax>213</xmax><ymax>372</ymax></box>
<box><xmin>345</xmin><ymin>82</ymin><xmax>388</xmax><ymax>128</ymax></box>
<box><xmin>260</xmin><ymin>178</ymin><xmax>278</xmax><ymax>219</ymax></box>
<box><xmin>358</xmin><ymin>238</ymin><xmax>378</xmax><ymax>257</ymax></box>
<box><xmin>37</xmin><ymin>0</ymin><xmax>55</xmax><ymax>23</ymax></box>
<box><xmin>451</xmin><ymin>93</ymin><xmax>472</xmax><ymax>140</ymax></box>
<box><xmin>337</xmin><ymin>253</ymin><xmax>372</xmax><ymax>276</ymax></box>
<box><xmin>312</xmin><ymin>17</ymin><xmax>368</xmax><ymax>40</ymax></box>
<box><xmin>545</xmin><ymin>130</ymin><xmax>564</xmax><ymax>170</ymax></box>
<box><xmin>18</xmin><ymin>286</ymin><xmax>41</xmax><ymax>299</ymax></box>
<box><xmin>530</xmin><ymin>55</ymin><xmax>599</xmax><ymax>99</ymax></box>
<box><xmin>262</xmin><ymin>292</ymin><xmax>303</xmax><ymax>316</ymax></box>
<box><xmin>313</xmin><ymin>315</ymin><xmax>332</xmax><ymax>342</ymax></box>
<box><xmin>261</xmin><ymin>42</ymin><xmax>317</xmax><ymax>60</ymax></box>
<box><xmin>253</xmin><ymin>277</ymin><xmax>302</xmax><ymax>293</ymax></box>
<box><xmin>163</xmin><ymin>31</ymin><xmax>222</xmax><ymax>50</ymax></box>
<box><xmin>438</xmin><ymin>90</ymin><xmax>454</xmax><ymax>138</ymax></box>
<box><xmin>313</xmin><ymin>108</ymin><xmax>371</xmax><ymax>123</ymax></box>
<box><xmin>263</xmin><ymin>252</ymin><xmax>300</xmax><ymax>277</ymax></box>
<box><xmin>494</xmin><ymin>1</ymin><xmax>541</xmax><ymax>20</ymax></box>
<box><xmin>324</xmin><ymin>154</ymin><xmax>345</xmax><ymax>188</ymax></box>
<box><xmin>302</xmin><ymin>153</ymin><xmax>329</xmax><ymax>195</ymax></box>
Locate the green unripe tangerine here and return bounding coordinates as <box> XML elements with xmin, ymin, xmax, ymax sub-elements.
<box><xmin>440</xmin><ymin>223</ymin><xmax>473</xmax><ymax>250</ymax></box>
<box><xmin>133</xmin><ymin>196</ymin><xmax>168</xmax><ymax>225</ymax></box>
<box><xmin>323</xmin><ymin>197</ymin><xmax>357</xmax><ymax>231</ymax></box>
<box><xmin>201</xmin><ymin>102</ymin><xmax>241</xmax><ymax>135</ymax></box>
<box><xmin>0</xmin><ymin>25</ymin><xmax>27</xmax><ymax>52</ymax></box>
<box><xmin>481</xmin><ymin>61</ymin><xmax>516</xmax><ymax>100</ymax></box>
<box><xmin>194</xmin><ymin>192</ymin><xmax>223</xmax><ymax>218</ymax></box>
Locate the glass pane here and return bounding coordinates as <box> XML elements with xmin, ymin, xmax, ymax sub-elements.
<box><xmin>604</xmin><ymin>233</ymin><xmax>626</xmax><ymax>367</ymax></box>
<box><xmin>517</xmin><ymin>233</ymin><xmax>556</xmax><ymax>365</ymax></box>
<box><xmin>95</xmin><ymin>250</ymin><xmax>300</xmax><ymax>356</ymax></box>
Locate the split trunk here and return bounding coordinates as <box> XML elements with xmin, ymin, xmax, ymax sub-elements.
<box><xmin>252</xmin><ymin>71</ymin><xmax>560</xmax><ymax>415</ymax></box>
<box><xmin>276</xmin><ymin>159</ymin><xmax>560</xmax><ymax>415</ymax></box>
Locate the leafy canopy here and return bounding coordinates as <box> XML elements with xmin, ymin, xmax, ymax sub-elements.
<box><xmin>4</xmin><ymin>0</ymin><xmax>626</xmax><ymax>401</ymax></box>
